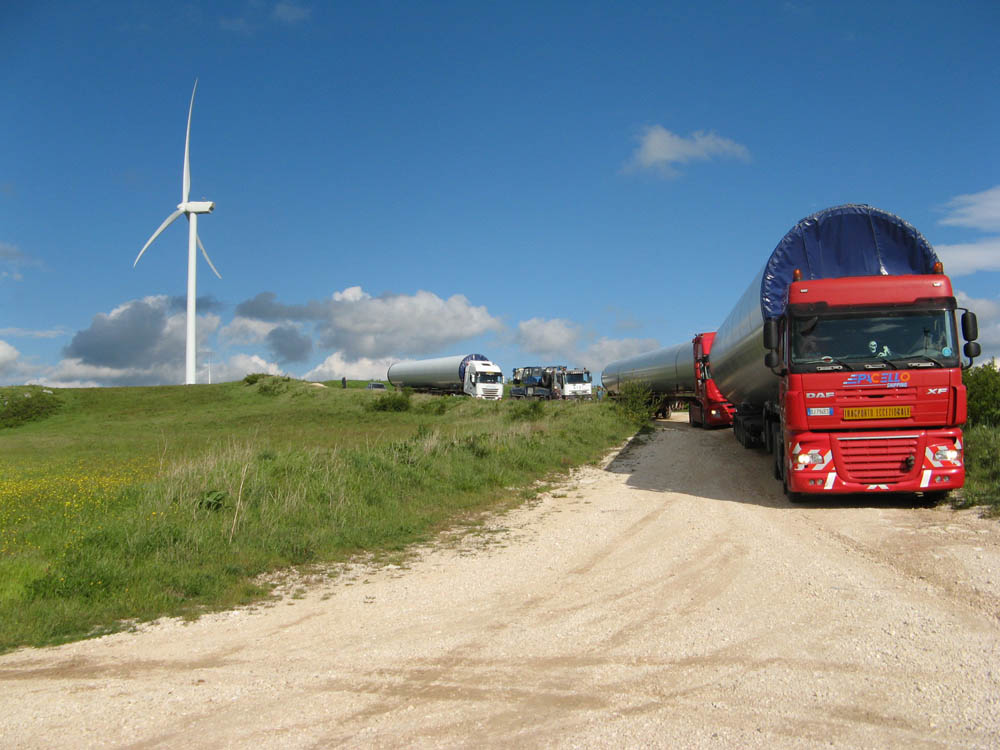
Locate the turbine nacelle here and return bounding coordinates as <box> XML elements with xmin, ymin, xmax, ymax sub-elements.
<box><xmin>180</xmin><ymin>200</ymin><xmax>215</xmax><ymax>214</ymax></box>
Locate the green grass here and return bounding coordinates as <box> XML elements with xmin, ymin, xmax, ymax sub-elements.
<box><xmin>0</xmin><ymin>377</ymin><xmax>636</xmax><ymax>652</ymax></box>
<box><xmin>954</xmin><ymin>424</ymin><xmax>1000</xmax><ymax>515</ymax></box>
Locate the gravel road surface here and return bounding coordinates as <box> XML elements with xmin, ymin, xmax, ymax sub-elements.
<box><xmin>2</xmin><ymin>414</ymin><xmax>998</xmax><ymax>748</ymax></box>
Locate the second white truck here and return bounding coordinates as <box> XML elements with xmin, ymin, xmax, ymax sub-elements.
<box><xmin>386</xmin><ymin>353</ymin><xmax>504</xmax><ymax>400</ymax></box>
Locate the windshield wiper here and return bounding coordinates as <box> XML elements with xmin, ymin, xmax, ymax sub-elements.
<box><xmin>796</xmin><ymin>357</ymin><xmax>854</xmax><ymax>370</ymax></box>
<box><xmin>893</xmin><ymin>354</ymin><xmax>945</xmax><ymax>368</ymax></box>
<box><xmin>862</xmin><ymin>358</ymin><xmax>897</xmax><ymax>369</ymax></box>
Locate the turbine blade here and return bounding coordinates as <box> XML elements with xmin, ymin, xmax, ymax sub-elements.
<box><xmin>183</xmin><ymin>79</ymin><xmax>198</xmax><ymax>204</ymax></box>
<box><xmin>134</xmin><ymin>209</ymin><xmax>184</xmax><ymax>266</ymax></box>
<box><xmin>197</xmin><ymin>234</ymin><xmax>222</xmax><ymax>279</ymax></box>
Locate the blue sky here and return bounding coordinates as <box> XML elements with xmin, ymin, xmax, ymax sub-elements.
<box><xmin>2</xmin><ymin>1</ymin><xmax>998</xmax><ymax>387</ymax></box>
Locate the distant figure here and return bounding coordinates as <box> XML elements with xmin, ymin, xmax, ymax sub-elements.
<box><xmin>341</xmin><ymin>376</ymin><xmax>347</xmax><ymax>389</ymax></box>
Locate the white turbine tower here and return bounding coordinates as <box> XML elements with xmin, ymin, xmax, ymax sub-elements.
<box><xmin>134</xmin><ymin>79</ymin><xmax>221</xmax><ymax>385</ymax></box>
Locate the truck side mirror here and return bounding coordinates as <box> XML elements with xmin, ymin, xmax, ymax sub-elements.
<box><xmin>964</xmin><ymin>341</ymin><xmax>981</xmax><ymax>362</ymax></box>
<box><xmin>763</xmin><ymin>319</ymin><xmax>779</xmax><ymax>350</ymax></box>
<box><xmin>764</xmin><ymin>351</ymin><xmax>781</xmax><ymax>369</ymax></box>
<box><xmin>962</xmin><ymin>311</ymin><xmax>979</xmax><ymax>341</ymax></box>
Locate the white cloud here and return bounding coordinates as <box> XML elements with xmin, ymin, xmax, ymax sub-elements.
<box><xmin>333</xmin><ymin>285</ymin><xmax>367</xmax><ymax>303</ymax></box>
<box><xmin>515</xmin><ymin>318</ymin><xmax>582</xmax><ymax>359</ymax></box>
<box><xmin>304</xmin><ymin>352</ymin><xmax>395</xmax><ymax>382</ymax></box>
<box><xmin>219</xmin><ymin>316</ymin><xmax>280</xmax><ymax>347</ymax></box>
<box><xmin>956</xmin><ymin>291</ymin><xmax>1000</xmax><ymax>364</ymax></box>
<box><xmin>210</xmin><ymin>354</ymin><xmax>285</xmax><ymax>383</ymax></box>
<box><xmin>236</xmin><ymin>286</ymin><xmax>504</xmax><ymax>360</ymax></box>
<box><xmin>940</xmin><ymin>185</ymin><xmax>1000</xmax><ymax>231</ymax></box>
<box><xmin>221</xmin><ymin>2</ymin><xmax>311</xmax><ymax>34</ymax></box>
<box><xmin>273</xmin><ymin>2</ymin><xmax>310</xmax><ymax>24</ymax></box>
<box><xmin>934</xmin><ymin>186</ymin><xmax>1000</xmax><ymax>276</ymax></box>
<box><xmin>935</xmin><ymin>238</ymin><xmax>1000</xmax><ymax>277</ymax></box>
<box><xmin>0</xmin><ymin>327</ymin><xmax>66</xmax><ymax>339</ymax></box>
<box><xmin>625</xmin><ymin>125</ymin><xmax>751</xmax><ymax>177</ymax></box>
<box><xmin>38</xmin><ymin>358</ymin><xmax>176</xmax><ymax>389</ymax></box>
<box><xmin>318</xmin><ymin>288</ymin><xmax>504</xmax><ymax>358</ymax></box>
<box><xmin>1</xmin><ymin>241</ymin><xmax>36</xmax><ymax>282</ymax></box>
<box><xmin>512</xmin><ymin>316</ymin><xmax>660</xmax><ymax>378</ymax></box>
<box><xmin>0</xmin><ymin>340</ymin><xmax>20</xmax><ymax>374</ymax></box>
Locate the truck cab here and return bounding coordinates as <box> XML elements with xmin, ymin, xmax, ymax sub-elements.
<box><xmin>690</xmin><ymin>332</ymin><xmax>735</xmax><ymax>427</ymax></box>
<box><xmin>465</xmin><ymin>360</ymin><xmax>503</xmax><ymax>400</ymax></box>
<box><xmin>561</xmin><ymin>368</ymin><xmax>593</xmax><ymax>399</ymax></box>
<box><xmin>762</xmin><ymin>272</ymin><xmax>980</xmax><ymax>500</ymax></box>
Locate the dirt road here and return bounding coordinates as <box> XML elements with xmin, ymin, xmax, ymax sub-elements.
<box><xmin>2</xmin><ymin>415</ymin><xmax>999</xmax><ymax>748</ymax></box>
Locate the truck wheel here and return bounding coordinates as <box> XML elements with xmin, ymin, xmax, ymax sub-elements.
<box><xmin>783</xmin><ymin>475</ymin><xmax>805</xmax><ymax>503</ymax></box>
<box><xmin>922</xmin><ymin>490</ymin><xmax>949</xmax><ymax>506</ymax></box>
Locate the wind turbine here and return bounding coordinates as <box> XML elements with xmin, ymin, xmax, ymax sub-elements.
<box><xmin>134</xmin><ymin>79</ymin><xmax>221</xmax><ymax>385</ymax></box>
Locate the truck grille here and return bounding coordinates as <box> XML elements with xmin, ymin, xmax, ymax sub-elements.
<box><xmin>835</xmin><ymin>435</ymin><xmax>921</xmax><ymax>484</ymax></box>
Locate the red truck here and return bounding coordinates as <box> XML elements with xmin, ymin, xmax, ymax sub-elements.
<box><xmin>709</xmin><ymin>204</ymin><xmax>981</xmax><ymax>502</ymax></box>
<box><xmin>600</xmin><ymin>332</ymin><xmax>734</xmax><ymax>426</ymax></box>
<box><xmin>688</xmin><ymin>332</ymin><xmax>735</xmax><ymax>428</ymax></box>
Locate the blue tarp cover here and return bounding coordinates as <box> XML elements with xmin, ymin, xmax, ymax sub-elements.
<box><xmin>761</xmin><ymin>204</ymin><xmax>940</xmax><ymax>319</ymax></box>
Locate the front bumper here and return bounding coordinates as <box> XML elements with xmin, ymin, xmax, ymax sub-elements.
<box><xmin>786</xmin><ymin>428</ymin><xmax>964</xmax><ymax>494</ymax></box>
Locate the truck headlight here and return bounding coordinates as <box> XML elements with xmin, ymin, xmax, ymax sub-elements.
<box><xmin>796</xmin><ymin>450</ymin><xmax>824</xmax><ymax>465</ymax></box>
<box><xmin>933</xmin><ymin>447</ymin><xmax>960</xmax><ymax>461</ymax></box>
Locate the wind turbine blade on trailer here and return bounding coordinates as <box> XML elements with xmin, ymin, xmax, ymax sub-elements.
<box><xmin>197</xmin><ymin>234</ymin><xmax>222</xmax><ymax>279</ymax></box>
<box><xmin>134</xmin><ymin>208</ymin><xmax>184</xmax><ymax>266</ymax></box>
<box><xmin>182</xmin><ymin>79</ymin><xmax>198</xmax><ymax>204</ymax></box>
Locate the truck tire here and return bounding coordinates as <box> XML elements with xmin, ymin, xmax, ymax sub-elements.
<box><xmin>922</xmin><ymin>490</ymin><xmax>950</xmax><ymax>506</ymax></box>
<box><xmin>783</xmin><ymin>475</ymin><xmax>805</xmax><ymax>503</ymax></box>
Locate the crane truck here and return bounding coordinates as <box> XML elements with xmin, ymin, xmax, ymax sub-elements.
<box><xmin>709</xmin><ymin>204</ymin><xmax>979</xmax><ymax>501</ymax></box>
<box><xmin>387</xmin><ymin>353</ymin><xmax>504</xmax><ymax>400</ymax></box>
<box><xmin>510</xmin><ymin>366</ymin><xmax>594</xmax><ymax>400</ymax></box>
<box><xmin>601</xmin><ymin>333</ymin><xmax>733</xmax><ymax>425</ymax></box>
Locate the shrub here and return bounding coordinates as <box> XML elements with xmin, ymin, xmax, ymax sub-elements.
<box><xmin>368</xmin><ymin>391</ymin><xmax>411</xmax><ymax>412</ymax></box>
<box><xmin>507</xmin><ymin>399</ymin><xmax>545</xmax><ymax>421</ymax></box>
<box><xmin>416</xmin><ymin>397</ymin><xmax>450</xmax><ymax>415</ymax></box>
<box><xmin>0</xmin><ymin>387</ymin><xmax>62</xmax><ymax>429</ymax></box>
<box><xmin>964</xmin><ymin>362</ymin><xmax>1000</xmax><ymax>427</ymax></box>
<box><xmin>956</xmin><ymin>424</ymin><xmax>1000</xmax><ymax>513</ymax></box>
<box><xmin>614</xmin><ymin>381</ymin><xmax>657</xmax><ymax>425</ymax></box>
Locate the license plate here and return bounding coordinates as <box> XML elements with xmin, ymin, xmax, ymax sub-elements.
<box><xmin>843</xmin><ymin>406</ymin><xmax>911</xmax><ymax>420</ymax></box>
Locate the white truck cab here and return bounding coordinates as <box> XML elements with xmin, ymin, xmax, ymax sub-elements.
<box><xmin>561</xmin><ymin>368</ymin><xmax>593</xmax><ymax>399</ymax></box>
<box><xmin>465</xmin><ymin>360</ymin><xmax>504</xmax><ymax>399</ymax></box>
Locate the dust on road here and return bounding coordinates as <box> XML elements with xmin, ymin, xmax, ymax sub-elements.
<box><xmin>2</xmin><ymin>414</ymin><xmax>998</xmax><ymax>748</ymax></box>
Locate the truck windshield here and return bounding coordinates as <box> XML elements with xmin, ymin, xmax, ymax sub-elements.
<box><xmin>477</xmin><ymin>373</ymin><xmax>501</xmax><ymax>384</ymax></box>
<box><xmin>790</xmin><ymin>307</ymin><xmax>959</xmax><ymax>370</ymax></box>
<box><xmin>565</xmin><ymin>372</ymin><xmax>591</xmax><ymax>384</ymax></box>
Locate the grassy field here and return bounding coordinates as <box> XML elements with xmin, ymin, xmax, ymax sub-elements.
<box><xmin>0</xmin><ymin>378</ymin><xmax>637</xmax><ymax>652</ymax></box>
